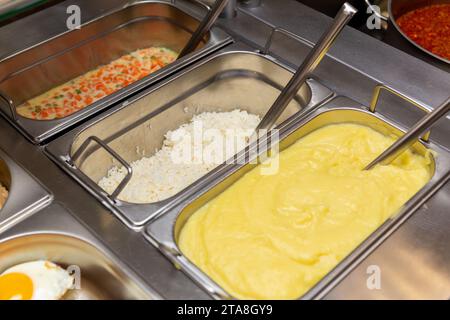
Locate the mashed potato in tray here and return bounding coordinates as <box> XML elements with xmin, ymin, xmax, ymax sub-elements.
<box><xmin>0</xmin><ymin>183</ymin><xmax>8</xmax><ymax>209</ymax></box>
<box><xmin>98</xmin><ymin>110</ymin><xmax>260</xmax><ymax>203</ymax></box>
<box><xmin>179</xmin><ymin>123</ymin><xmax>432</xmax><ymax>300</ymax></box>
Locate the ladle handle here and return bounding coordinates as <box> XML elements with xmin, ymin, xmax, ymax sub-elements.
<box><xmin>178</xmin><ymin>0</ymin><xmax>230</xmax><ymax>59</ymax></box>
<box><xmin>365</xmin><ymin>96</ymin><xmax>450</xmax><ymax>170</ymax></box>
<box><xmin>256</xmin><ymin>2</ymin><xmax>357</xmax><ymax>130</ymax></box>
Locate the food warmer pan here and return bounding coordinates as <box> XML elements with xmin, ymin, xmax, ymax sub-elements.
<box><xmin>45</xmin><ymin>42</ymin><xmax>333</xmax><ymax>229</ymax></box>
<box><xmin>0</xmin><ymin>203</ymin><xmax>159</xmax><ymax>299</ymax></box>
<box><xmin>0</xmin><ymin>147</ymin><xmax>52</xmax><ymax>233</ymax></box>
<box><xmin>145</xmin><ymin>92</ymin><xmax>450</xmax><ymax>300</ymax></box>
<box><xmin>0</xmin><ymin>0</ymin><xmax>231</xmax><ymax>143</ymax></box>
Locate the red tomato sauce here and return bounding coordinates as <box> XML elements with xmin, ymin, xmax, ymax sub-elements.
<box><xmin>397</xmin><ymin>4</ymin><xmax>450</xmax><ymax>61</ymax></box>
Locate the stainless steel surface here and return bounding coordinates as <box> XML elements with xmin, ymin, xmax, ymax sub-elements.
<box><xmin>257</xmin><ymin>2</ymin><xmax>356</xmax><ymax>130</ymax></box>
<box><xmin>0</xmin><ymin>148</ymin><xmax>52</xmax><ymax>233</ymax></box>
<box><xmin>0</xmin><ymin>203</ymin><xmax>159</xmax><ymax>299</ymax></box>
<box><xmin>0</xmin><ymin>90</ymin><xmax>16</xmax><ymax>121</ymax></box>
<box><xmin>146</xmin><ymin>95</ymin><xmax>450</xmax><ymax>299</ymax></box>
<box><xmin>0</xmin><ymin>0</ymin><xmax>231</xmax><ymax>144</ymax></box>
<box><xmin>193</xmin><ymin>0</ymin><xmax>236</xmax><ymax>18</ymax></box>
<box><xmin>45</xmin><ymin>43</ymin><xmax>333</xmax><ymax>229</ymax></box>
<box><xmin>240</xmin><ymin>0</ymin><xmax>261</xmax><ymax>8</ymax></box>
<box><xmin>0</xmin><ymin>0</ymin><xmax>448</xmax><ymax>300</ymax></box>
<box><xmin>365</xmin><ymin>0</ymin><xmax>450</xmax><ymax>64</ymax></box>
<box><xmin>179</xmin><ymin>0</ymin><xmax>230</xmax><ymax>58</ymax></box>
<box><xmin>366</xmin><ymin>87</ymin><xmax>450</xmax><ymax>169</ymax></box>
<box><xmin>220</xmin><ymin>0</ymin><xmax>236</xmax><ymax>18</ymax></box>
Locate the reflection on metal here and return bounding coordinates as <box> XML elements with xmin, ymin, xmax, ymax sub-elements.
<box><xmin>262</xmin><ymin>27</ymin><xmax>313</xmax><ymax>56</ymax></box>
<box><xmin>240</xmin><ymin>0</ymin><xmax>262</xmax><ymax>8</ymax></box>
<box><xmin>0</xmin><ymin>90</ymin><xmax>16</xmax><ymax>121</ymax></box>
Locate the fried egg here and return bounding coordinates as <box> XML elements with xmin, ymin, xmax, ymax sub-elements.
<box><xmin>0</xmin><ymin>261</ymin><xmax>74</xmax><ymax>300</ymax></box>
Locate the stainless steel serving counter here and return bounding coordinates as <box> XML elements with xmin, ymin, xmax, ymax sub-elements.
<box><xmin>0</xmin><ymin>0</ymin><xmax>449</xmax><ymax>299</ymax></box>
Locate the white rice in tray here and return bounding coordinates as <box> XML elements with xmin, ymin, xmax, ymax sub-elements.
<box><xmin>98</xmin><ymin>110</ymin><xmax>260</xmax><ymax>203</ymax></box>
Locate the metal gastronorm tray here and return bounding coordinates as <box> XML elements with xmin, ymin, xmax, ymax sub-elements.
<box><xmin>45</xmin><ymin>42</ymin><xmax>333</xmax><ymax>229</ymax></box>
<box><xmin>0</xmin><ymin>147</ymin><xmax>52</xmax><ymax>233</ymax></box>
<box><xmin>145</xmin><ymin>95</ymin><xmax>450</xmax><ymax>300</ymax></box>
<box><xmin>0</xmin><ymin>0</ymin><xmax>231</xmax><ymax>143</ymax></box>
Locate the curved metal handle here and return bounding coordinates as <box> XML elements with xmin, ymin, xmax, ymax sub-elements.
<box><xmin>262</xmin><ymin>27</ymin><xmax>313</xmax><ymax>56</ymax></box>
<box><xmin>365</xmin><ymin>0</ymin><xmax>389</xmax><ymax>22</ymax></box>
<box><xmin>0</xmin><ymin>90</ymin><xmax>17</xmax><ymax>122</ymax></box>
<box><xmin>71</xmin><ymin>135</ymin><xmax>133</xmax><ymax>200</ymax></box>
<box><xmin>369</xmin><ymin>84</ymin><xmax>431</xmax><ymax>142</ymax></box>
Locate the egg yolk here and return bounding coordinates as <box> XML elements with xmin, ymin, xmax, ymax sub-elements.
<box><xmin>0</xmin><ymin>273</ymin><xmax>34</xmax><ymax>300</ymax></box>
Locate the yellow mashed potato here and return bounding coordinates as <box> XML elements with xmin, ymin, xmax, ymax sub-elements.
<box><xmin>178</xmin><ymin>123</ymin><xmax>432</xmax><ymax>300</ymax></box>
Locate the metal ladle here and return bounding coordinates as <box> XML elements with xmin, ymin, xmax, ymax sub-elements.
<box><xmin>178</xmin><ymin>0</ymin><xmax>230</xmax><ymax>59</ymax></box>
<box><xmin>256</xmin><ymin>2</ymin><xmax>358</xmax><ymax>131</ymax></box>
<box><xmin>365</xmin><ymin>96</ymin><xmax>450</xmax><ymax>170</ymax></box>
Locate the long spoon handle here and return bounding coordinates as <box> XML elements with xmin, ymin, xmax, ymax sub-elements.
<box><xmin>178</xmin><ymin>0</ymin><xmax>230</xmax><ymax>59</ymax></box>
<box><xmin>256</xmin><ymin>3</ymin><xmax>357</xmax><ymax>131</ymax></box>
<box><xmin>365</xmin><ymin>96</ymin><xmax>450</xmax><ymax>170</ymax></box>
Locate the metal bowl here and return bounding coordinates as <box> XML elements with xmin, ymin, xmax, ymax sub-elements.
<box><xmin>368</xmin><ymin>0</ymin><xmax>450</xmax><ymax>64</ymax></box>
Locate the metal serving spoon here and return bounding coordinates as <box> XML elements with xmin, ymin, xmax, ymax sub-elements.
<box><xmin>178</xmin><ymin>0</ymin><xmax>230</xmax><ymax>59</ymax></box>
<box><xmin>365</xmin><ymin>96</ymin><xmax>450</xmax><ymax>170</ymax></box>
<box><xmin>256</xmin><ymin>2</ymin><xmax>358</xmax><ymax>131</ymax></box>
